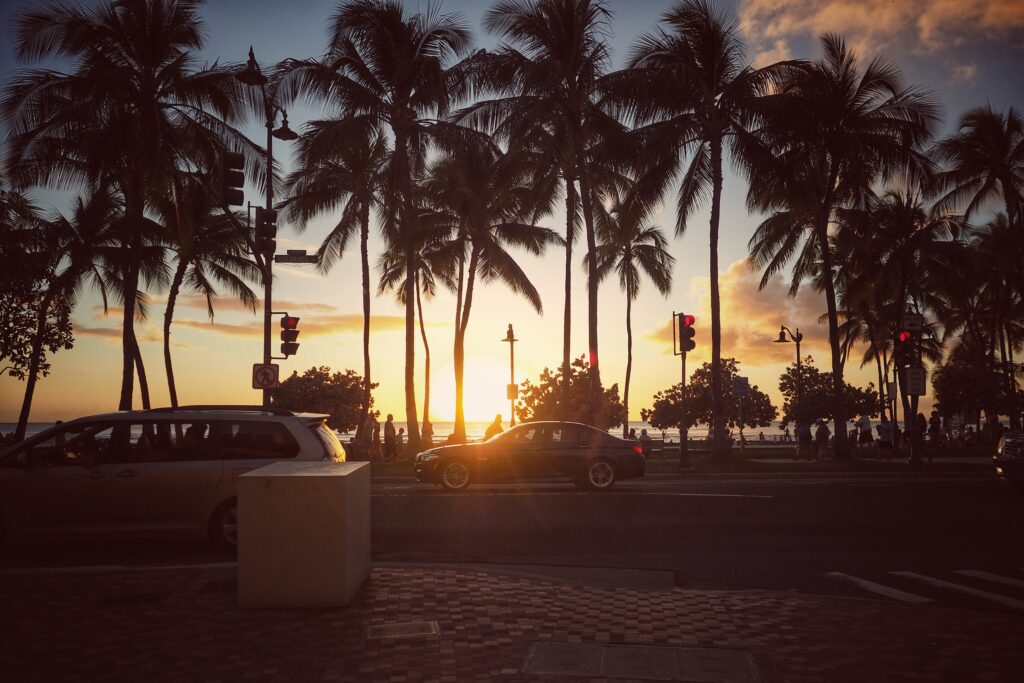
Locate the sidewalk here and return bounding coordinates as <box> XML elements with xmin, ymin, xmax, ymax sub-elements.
<box><xmin>3</xmin><ymin>563</ymin><xmax>1021</xmax><ymax>682</ymax></box>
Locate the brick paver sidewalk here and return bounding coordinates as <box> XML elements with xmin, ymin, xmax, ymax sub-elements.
<box><xmin>2</xmin><ymin>564</ymin><xmax>1022</xmax><ymax>682</ymax></box>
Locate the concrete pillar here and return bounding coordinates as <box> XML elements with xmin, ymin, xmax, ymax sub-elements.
<box><xmin>238</xmin><ymin>461</ymin><xmax>370</xmax><ymax>607</ymax></box>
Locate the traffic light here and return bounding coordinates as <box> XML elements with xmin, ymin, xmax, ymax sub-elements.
<box><xmin>280</xmin><ymin>315</ymin><xmax>300</xmax><ymax>357</ymax></box>
<box><xmin>217</xmin><ymin>151</ymin><xmax>245</xmax><ymax>207</ymax></box>
<box><xmin>679</xmin><ymin>313</ymin><xmax>696</xmax><ymax>352</ymax></box>
<box><xmin>894</xmin><ymin>329</ymin><xmax>913</xmax><ymax>368</ymax></box>
<box><xmin>255</xmin><ymin>207</ymin><xmax>277</xmax><ymax>255</ymax></box>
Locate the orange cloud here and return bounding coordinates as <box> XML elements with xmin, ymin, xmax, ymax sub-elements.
<box><xmin>644</xmin><ymin>258</ymin><xmax>833</xmax><ymax>368</ymax></box>
<box><xmin>173</xmin><ymin>314</ymin><xmax>411</xmax><ymax>338</ymax></box>
<box><xmin>76</xmin><ymin>324</ymin><xmax>161</xmax><ymax>343</ymax></box>
<box><xmin>739</xmin><ymin>0</ymin><xmax>1024</xmax><ymax>56</ymax></box>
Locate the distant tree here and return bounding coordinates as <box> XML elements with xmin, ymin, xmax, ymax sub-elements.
<box><xmin>640</xmin><ymin>358</ymin><xmax>776</xmax><ymax>439</ymax></box>
<box><xmin>271</xmin><ymin>367</ymin><xmax>377</xmax><ymax>433</ymax></box>
<box><xmin>931</xmin><ymin>361</ymin><xmax>1006</xmax><ymax>430</ymax></box>
<box><xmin>776</xmin><ymin>356</ymin><xmax>878</xmax><ymax>427</ymax></box>
<box><xmin>0</xmin><ymin>279</ymin><xmax>73</xmax><ymax>383</ymax></box>
<box><xmin>515</xmin><ymin>356</ymin><xmax>626</xmax><ymax>431</ymax></box>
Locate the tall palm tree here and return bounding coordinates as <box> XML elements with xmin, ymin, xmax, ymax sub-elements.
<box><xmin>421</xmin><ymin>142</ymin><xmax>563</xmax><ymax>439</ymax></box>
<box><xmin>282</xmin><ymin>122</ymin><xmax>389</xmax><ymax>429</ymax></box>
<box><xmin>600</xmin><ymin>0</ymin><xmax>798</xmax><ymax>455</ymax></box>
<box><xmin>463</xmin><ymin>0</ymin><xmax>621</xmax><ymax>405</ymax></box>
<box><xmin>277</xmin><ymin>0</ymin><xmax>472</xmax><ymax>452</ymax></box>
<box><xmin>3</xmin><ymin>0</ymin><xmax>259</xmax><ymax>411</ymax></box>
<box><xmin>152</xmin><ymin>179</ymin><xmax>260</xmax><ymax>407</ymax></box>
<box><xmin>747</xmin><ymin>35</ymin><xmax>938</xmax><ymax>458</ymax></box>
<box><xmin>14</xmin><ymin>192</ymin><xmax>118</xmax><ymax>440</ymax></box>
<box><xmin>591</xmin><ymin>188</ymin><xmax>674</xmax><ymax>437</ymax></box>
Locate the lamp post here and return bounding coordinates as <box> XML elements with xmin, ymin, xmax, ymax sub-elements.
<box><xmin>774</xmin><ymin>325</ymin><xmax>803</xmax><ymax>435</ymax></box>
<box><xmin>236</xmin><ymin>47</ymin><xmax>299</xmax><ymax>407</ymax></box>
<box><xmin>502</xmin><ymin>324</ymin><xmax>518</xmax><ymax>426</ymax></box>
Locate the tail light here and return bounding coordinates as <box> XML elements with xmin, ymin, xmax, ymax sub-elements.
<box><xmin>633</xmin><ymin>445</ymin><xmax>644</xmax><ymax>456</ymax></box>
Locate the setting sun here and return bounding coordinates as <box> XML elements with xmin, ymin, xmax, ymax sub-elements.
<box><xmin>429</xmin><ymin>357</ymin><xmax>514</xmax><ymax>423</ymax></box>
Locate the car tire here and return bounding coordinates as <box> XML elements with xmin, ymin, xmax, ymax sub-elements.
<box><xmin>440</xmin><ymin>460</ymin><xmax>471</xmax><ymax>491</ymax></box>
<box><xmin>209</xmin><ymin>499</ymin><xmax>239</xmax><ymax>550</ymax></box>
<box><xmin>581</xmin><ymin>458</ymin><xmax>617</xmax><ymax>491</ymax></box>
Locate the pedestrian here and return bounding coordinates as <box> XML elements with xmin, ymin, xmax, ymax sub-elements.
<box><xmin>783</xmin><ymin>426</ymin><xmax>791</xmax><ymax>443</ymax></box>
<box><xmin>758</xmin><ymin>431</ymin><xmax>766</xmax><ymax>442</ymax></box>
<box><xmin>639</xmin><ymin>429</ymin><xmax>653</xmax><ymax>458</ymax></box>
<box><xmin>928</xmin><ymin>411</ymin><xmax>942</xmax><ymax>445</ymax></box>
<box><xmin>383</xmin><ymin>414</ymin><xmax>398</xmax><ymax>461</ymax></box>
<box><xmin>797</xmin><ymin>421</ymin><xmax>812</xmax><ymax>460</ymax></box>
<box><xmin>397</xmin><ymin>427</ymin><xmax>405</xmax><ymax>459</ymax></box>
<box><xmin>857</xmin><ymin>413</ymin><xmax>873</xmax><ymax>448</ymax></box>
<box><xmin>484</xmin><ymin>414</ymin><xmax>504</xmax><ymax>440</ymax></box>
<box><xmin>876</xmin><ymin>416</ymin><xmax>894</xmax><ymax>458</ymax></box>
<box><xmin>913</xmin><ymin>412</ymin><xmax>929</xmax><ymax>463</ymax></box>
<box><xmin>628</xmin><ymin>427</ymin><xmax>637</xmax><ymax>439</ymax></box>
<box><xmin>814</xmin><ymin>420</ymin><xmax>830</xmax><ymax>460</ymax></box>
<box><xmin>369</xmin><ymin>416</ymin><xmax>382</xmax><ymax>461</ymax></box>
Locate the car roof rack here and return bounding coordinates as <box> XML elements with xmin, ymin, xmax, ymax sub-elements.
<box><xmin>147</xmin><ymin>405</ymin><xmax>297</xmax><ymax>416</ymax></box>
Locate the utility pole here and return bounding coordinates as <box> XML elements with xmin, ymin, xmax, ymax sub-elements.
<box><xmin>503</xmin><ymin>324</ymin><xmax>518</xmax><ymax>426</ymax></box>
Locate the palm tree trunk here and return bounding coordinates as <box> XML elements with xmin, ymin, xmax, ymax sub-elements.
<box><xmin>562</xmin><ymin>178</ymin><xmax>576</xmax><ymax>420</ymax></box>
<box><xmin>454</xmin><ymin>248</ymin><xmax>480</xmax><ymax>441</ymax></box>
<box><xmin>394</xmin><ymin>131</ymin><xmax>419</xmax><ymax>453</ymax></box>
<box><xmin>816</xmin><ymin>213</ymin><xmax>850</xmax><ymax>459</ymax></box>
<box><xmin>574</xmin><ymin>144</ymin><xmax>600</xmax><ymax>389</ymax></box>
<box><xmin>163</xmin><ymin>258</ymin><xmax>187</xmax><ymax>407</ymax></box>
<box><xmin>709</xmin><ymin>136</ymin><xmax>726</xmax><ymax>457</ymax></box>
<box><xmin>360</xmin><ymin>200</ymin><xmax>372</xmax><ymax>429</ymax></box>
<box><xmin>14</xmin><ymin>289</ymin><xmax>56</xmax><ymax>442</ymax></box>
<box><xmin>119</xmin><ymin>229</ymin><xmax>141</xmax><ymax>411</ymax></box>
<box><xmin>866</xmin><ymin>320</ymin><xmax>887</xmax><ymax>421</ymax></box>
<box><xmin>416</xmin><ymin>272</ymin><xmax>431</xmax><ymax>436</ymax></box>
<box><xmin>624</xmin><ymin>295</ymin><xmax>632</xmax><ymax>439</ymax></box>
<box><xmin>134</xmin><ymin>332</ymin><xmax>151</xmax><ymax>410</ymax></box>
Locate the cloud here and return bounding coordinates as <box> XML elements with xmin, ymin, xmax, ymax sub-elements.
<box><xmin>949</xmin><ymin>63</ymin><xmax>978</xmax><ymax>83</ymax></box>
<box><xmin>174</xmin><ymin>293</ymin><xmax>339</xmax><ymax>316</ymax></box>
<box><xmin>644</xmin><ymin>258</ymin><xmax>833</xmax><ymax>368</ymax></box>
<box><xmin>738</xmin><ymin>0</ymin><xmax>1024</xmax><ymax>57</ymax></box>
<box><xmin>75</xmin><ymin>324</ymin><xmax>161</xmax><ymax>343</ymax></box>
<box><xmin>752</xmin><ymin>38</ymin><xmax>792</xmax><ymax>68</ymax></box>
<box><xmin>173</xmin><ymin>314</ymin><xmax>412</xmax><ymax>339</ymax></box>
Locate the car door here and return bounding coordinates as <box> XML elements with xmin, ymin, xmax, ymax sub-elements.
<box><xmin>0</xmin><ymin>423</ymin><xmax>117</xmax><ymax>535</ymax></box>
<box><xmin>105</xmin><ymin>420</ymin><xmax>225</xmax><ymax>533</ymax></box>
<box><xmin>545</xmin><ymin>424</ymin><xmax>587</xmax><ymax>477</ymax></box>
<box><xmin>216</xmin><ymin>419</ymin><xmax>301</xmax><ymax>492</ymax></box>
<box><xmin>500</xmin><ymin>425</ymin><xmax>550</xmax><ymax>481</ymax></box>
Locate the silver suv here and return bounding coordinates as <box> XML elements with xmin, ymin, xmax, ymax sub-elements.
<box><xmin>0</xmin><ymin>406</ymin><xmax>346</xmax><ymax>547</ymax></box>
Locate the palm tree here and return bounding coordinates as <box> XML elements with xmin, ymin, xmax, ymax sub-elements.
<box><xmin>600</xmin><ymin>0</ymin><xmax>798</xmax><ymax>455</ymax></box>
<box><xmin>277</xmin><ymin>0</ymin><xmax>473</xmax><ymax>452</ymax></box>
<box><xmin>421</xmin><ymin>141</ymin><xmax>563</xmax><ymax>440</ymax></box>
<box><xmin>14</xmin><ymin>192</ymin><xmax>117</xmax><ymax>440</ymax></box>
<box><xmin>152</xmin><ymin>179</ymin><xmax>260</xmax><ymax>407</ymax></box>
<box><xmin>462</xmin><ymin>0</ymin><xmax>622</xmax><ymax>405</ymax></box>
<box><xmin>4</xmin><ymin>0</ymin><xmax>259</xmax><ymax>410</ymax></box>
<box><xmin>747</xmin><ymin>35</ymin><xmax>938</xmax><ymax>458</ymax></box>
<box><xmin>591</xmin><ymin>188</ymin><xmax>674</xmax><ymax>437</ymax></box>
<box><xmin>282</xmin><ymin>121</ymin><xmax>388</xmax><ymax>429</ymax></box>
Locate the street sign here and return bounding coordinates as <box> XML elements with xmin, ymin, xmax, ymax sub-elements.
<box><xmin>731</xmin><ymin>376</ymin><xmax>749</xmax><ymax>396</ymax></box>
<box><xmin>905</xmin><ymin>367</ymin><xmax>927</xmax><ymax>396</ymax></box>
<box><xmin>506</xmin><ymin>383</ymin><xmax>518</xmax><ymax>400</ymax></box>
<box><xmin>274</xmin><ymin>252</ymin><xmax>319</xmax><ymax>264</ymax></box>
<box><xmin>252</xmin><ymin>363</ymin><xmax>280</xmax><ymax>390</ymax></box>
<box><xmin>901</xmin><ymin>313</ymin><xmax>925</xmax><ymax>332</ymax></box>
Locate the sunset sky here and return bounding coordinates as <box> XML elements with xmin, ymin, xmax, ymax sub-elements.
<box><xmin>2</xmin><ymin>0</ymin><xmax>1022</xmax><ymax>425</ymax></box>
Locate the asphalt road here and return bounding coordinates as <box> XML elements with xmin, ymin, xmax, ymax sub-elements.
<box><xmin>4</xmin><ymin>472</ymin><xmax>1023</xmax><ymax>613</ymax></box>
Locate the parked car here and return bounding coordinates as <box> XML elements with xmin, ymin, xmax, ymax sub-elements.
<box><xmin>414</xmin><ymin>421</ymin><xmax>645</xmax><ymax>491</ymax></box>
<box><xmin>0</xmin><ymin>406</ymin><xmax>346</xmax><ymax>547</ymax></box>
<box><xmin>994</xmin><ymin>432</ymin><xmax>1024</xmax><ymax>490</ymax></box>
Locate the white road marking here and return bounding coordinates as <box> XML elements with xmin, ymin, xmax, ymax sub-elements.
<box><xmin>823</xmin><ymin>572</ymin><xmax>933</xmax><ymax>604</ymax></box>
<box><xmin>890</xmin><ymin>571</ymin><xmax>1024</xmax><ymax>611</ymax></box>
<box><xmin>953</xmin><ymin>570</ymin><xmax>1024</xmax><ymax>590</ymax></box>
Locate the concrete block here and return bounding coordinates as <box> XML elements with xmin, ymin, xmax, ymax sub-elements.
<box><xmin>238</xmin><ymin>461</ymin><xmax>370</xmax><ymax>608</ymax></box>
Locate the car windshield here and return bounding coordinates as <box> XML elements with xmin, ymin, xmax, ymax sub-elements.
<box><xmin>315</xmin><ymin>422</ymin><xmax>347</xmax><ymax>462</ymax></box>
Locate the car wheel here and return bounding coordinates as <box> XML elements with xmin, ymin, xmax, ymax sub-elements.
<box><xmin>209</xmin><ymin>500</ymin><xmax>239</xmax><ymax>549</ymax></box>
<box><xmin>582</xmin><ymin>459</ymin><xmax>617</xmax><ymax>491</ymax></box>
<box><xmin>440</xmin><ymin>460</ymin><xmax>471</xmax><ymax>491</ymax></box>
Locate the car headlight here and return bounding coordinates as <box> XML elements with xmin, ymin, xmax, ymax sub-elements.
<box><xmin>417</xmin><ymin>450</ymin><xmax>438</xmax><ymax>463</ymax></box>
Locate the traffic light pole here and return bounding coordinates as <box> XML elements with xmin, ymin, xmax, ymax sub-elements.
<box><xmin>262</xmin><ymin>105</ymin><xmax>274</xmax><ymax>408</ymax></box>
<box><xmin>679</xmin><ymin>348</ymin><xmax>688</xmax><ymax>467</ymax></box>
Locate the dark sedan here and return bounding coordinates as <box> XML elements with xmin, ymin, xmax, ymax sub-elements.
<box><xmin>414</xmin><ymin>421</ymin><xmax>645</xmax><ymax>491</ymax></box>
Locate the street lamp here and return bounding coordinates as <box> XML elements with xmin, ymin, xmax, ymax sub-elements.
<box><xmin>502</xmin><ymin>324</ymin><xmax>518</xmax><ymax>427</ymax></box>
<box><xmin>235</xmin><ymin>46</ymin><xmax>298</xmax><ymax>406</ymax></box>
<box><xmin>774</xmin><ymin>325</ymin><xmax>803</xmax><ymax>435</ymax></box>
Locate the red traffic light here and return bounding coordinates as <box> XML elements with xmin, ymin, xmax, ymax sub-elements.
<box><xmin>898</xmin><ymin>330</ymin><xmax>912</xmax><ymax>343</ymax></box>
<box><xmin>682</xmin><ymin>314</ymin><xmax>695</xmax><ymax>327</ymax></box>
<box><xmin>281</xmin><ymin>315</ymin><xmax>300</xmax><ymax>330</ymax></box>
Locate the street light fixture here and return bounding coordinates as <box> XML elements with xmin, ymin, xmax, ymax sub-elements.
<box><xmin>235</xmin><ymin>46</ymin><xmax>298</xmax><ymax>407</ymax></box>
<box><xmin>774</xmin><ymin>325</ymin><xmax>804</xmax><ymax>436</ymax></box>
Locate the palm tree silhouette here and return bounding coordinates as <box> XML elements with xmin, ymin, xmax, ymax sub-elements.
<box><xmin>4</xmin><ymin>0</ymin><xmax>260</xmax><ymax>410</ymax></box>
<box><xmin>591</xmin><ymin>187</ymin><xmax>674</xmax><ymax>437</ymax></box>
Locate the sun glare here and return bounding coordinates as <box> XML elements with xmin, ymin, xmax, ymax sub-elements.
<box><xmin>429</xmin><ymin>358</ymin><xmax>514</xmax><ymax>423</ymax></box>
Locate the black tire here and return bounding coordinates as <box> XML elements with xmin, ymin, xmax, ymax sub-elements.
<box><xmin>440</xmin><ymin>460</ymin><xmax>471</xmax><ymax>491</ymax></box>
<box><xmin>209</xmin><ymin>499</ymin><xmax>238</xmax><ymax>550</ymax></box>
<box><xmin>580</xmin><ymin>458</ymin><xmax>617</xmax><ymax>491</ymax></box>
